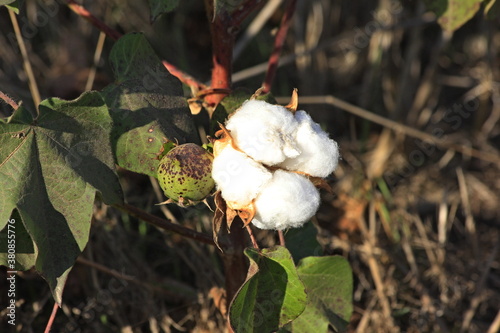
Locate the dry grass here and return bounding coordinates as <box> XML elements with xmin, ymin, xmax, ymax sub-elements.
<box><xmin>1</xmin><ymin>0</ymin><xmax>500</xmax><ymax>332</ymax></box>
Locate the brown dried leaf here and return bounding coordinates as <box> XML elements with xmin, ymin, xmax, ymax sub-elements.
<box><xmin>285</xmin><ymin>88</ymin><xmax>299</xmax><ymax>113</ymax></box>
<box><xmin>213</xmin><ymin>191</ymin><xmax>227</xmax><ymax>251</ymax></box>
<box><xmin>209</xmin><ymin>286</ymin><xmax>227</xmax><ymax>317</ymax></box>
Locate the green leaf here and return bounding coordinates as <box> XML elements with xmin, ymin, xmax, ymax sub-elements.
<box><xmin>101</xmin><ymin>33</ymin><xmax>199</xmax><ymax>177</ymax></box>
<box><xmin>1</xmin><ymin>0</ymin><xmax>21</xmax><ymax>14</ymax></box>
<box><xmin>284</xmin><ymin>222</ymin><xmax>322</xmax><ymax>264</ymax></box>
<box><xmin>424</xmin><ymin>0</ymin><xmax>484</xmax><ymax>32</ymax></box>
<box><xmin>229</xmin><ymin>246</ymin><xmax>307</xmax><ymax>332</ymax></box>
<box><xmin>148</xmin><ymin>0</ymin><xmax>179</xmax><ymax>22</ymax></box>
<box><xmin>0</xmin><ymin>91</ymin><xmax>123</xmax><ymax>304</ymax></box>
<box><xmin>0</xmin><ymin>210</ymin><xmax>36</xmax><ymax>270</ymax></box>
<box><xmin>285</xmin><ymin>256</ymin><xmax>353</xmax><ymax>333</ymax></box>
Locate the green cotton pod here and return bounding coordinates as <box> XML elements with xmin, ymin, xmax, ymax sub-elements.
<box><xmin>157</xmin><ymin>143</ymin><xmax>215</xmax><ymax>202</ymax></box>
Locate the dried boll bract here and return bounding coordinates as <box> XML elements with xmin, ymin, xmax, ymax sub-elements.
<box><xmin>225</xmin><ymin>100</ymin><xmax>299</xmax><ymax>165</ymax></box>
<box><xmin>252</xmin><ymin>170</ymin><xmax>320</xmax><ymax>230</ymax></box>
<box><xmin>279</xmin><ymin>111</ymin><xmax>340</xmax><ymax>177</ymax></box>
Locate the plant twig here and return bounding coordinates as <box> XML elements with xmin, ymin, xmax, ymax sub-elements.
<box><xmin>76</xmin><ymin>257</ymin><xmax>197</xmax><ymax>302</ymax></box>
<box><xmin>44</xmin><ymin>302</ymin><xmax>59</xmax><ymax>333</ymax></box>
<box><xmin>245</xmin><ymin>225</ymin><xmax>259</xmax><ymax>250</ymax></box>
<box><xmin>162</xmin><ymin>60</ymin><xmax>207</xmax><ymax>92</ymax></box>
<box><xmin>66</xmin><ymin>0</ymin><xmax>122</xmax><ymax>41</ymax></box>
<box><xmin>283</xmin><ymin>95</ymin><xmax>500</xmax><ymax>165</ymax></box>
<box><xmin>233</xmin><ymin>0</ymin><xmax>283</xmax><ymax>60</ymax></box>
<box><xmin>66</xmin><ymin>1</ymin><xmax>206</xmax><ymax>92</ymax></box>
<box><xmin>230</xmin><ymin>0</ymin><xmax>267</xmax><ymax>28</ymax></box>
<box><xmin>113</xmin><ymin>203</ymin><xmax>216</xmax><ymax>246</ymax></box>
<box><xmin>8</xmin><ymin>9</ymin><xmax>41</xmax><ymax>114</ymax></box>
<box><xmin>0</xmin><ymin>91</ymin><xmax>19</xmax><ymax>110</ymax></box>
<box><xmin>205</xmin><ymin>3</ymin><xmax>234</xmax><ymax>107</ymax></box>
<box><xmin>262</xmin><ymin>0</ymin><xmax>297</xmax><ymax>93</ymax></box>
<box><xmin>278</xmin><ymin>230</ymin><xmax>286</xmax><ymax>246</ymax></box>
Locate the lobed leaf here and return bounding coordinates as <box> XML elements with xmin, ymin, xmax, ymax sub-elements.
<box><xmin>0</xmin><ymin>92</ymin><xmax>123</xmax><ymax>304</ymax></box>
<box><xmin>284</xmin><ymin>256</ymin><xmax>353</xmax><ymax>333</ymax></box>
<box><xmin>101</xmin><ymin>33</ymin><xmax>199</xmax><ymax>178</ymax></box>
<box><xmin>229</xmin><ymin>246</ymin><xmax>307</xmax><ymax>332</ymax></box>
<box><xmin>424</xmin><ymin>0</ymin><xmax>484</xmax><ymax>32</ymax></box>
<box><xmin>148</xmin><ymin>0</ymin><xmax>179</xmax><ymax>22</ymax></box>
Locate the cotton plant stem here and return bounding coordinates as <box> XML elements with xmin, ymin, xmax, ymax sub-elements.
<box><xmin>278</xmin><ymin>230</ymin><xmax>286</xmax><ymax>246</ymax></box>
<box><xmin>0</xmin><ymin>91</ymin><xmax>19</xmax><ymax>110</ymax></box>
<box><xmin>66</xmin><ymin>0</ymin><xmax>206</xmax><ymax>92</ymax></box>
<box><xmin>8</xmin><ymin>9</ymin><xmax>41</xmax><ymax>114</ymax></box>
<box><xmin>246</xmin><ymin>225</ymin><xmax>260</xmax><ymax>250</ymax></box>
<box><xmin>113</xmin><ymin>203</ymin><xmax>216</xmax><ymax>246</ymax></box>
<box><xmin>233</xmin><ymin>0</ymin><xmax>283</xmax><ymax>60</ymax></box>
<box><xmin>66</xmin><ymin>0</ymin><xmax>121</xmax><ymax>41</ymax></box>
<box><xmin>262</xmin><ymin>0</ymin><xmax>297</xmax><ymax>93</ymax></box>
<box><xmin>44</xmin><ymin>302</ymin><xmax>59</xmax><ymax>333</ymax></box>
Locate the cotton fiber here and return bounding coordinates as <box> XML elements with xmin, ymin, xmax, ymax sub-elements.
<box><xmin>212</xmin><ymin>144</ymin><xmax>272</xmax><ymax>208</ymax></box>
<box><xmin>251</xmin><ymin>170</ymin><xmax>320</xmax><ymax>230</ymax></box>
<box><xmin>279</xmin><ymin>111</ymin><xmax>339</xmax><ymax>177</ymax></box>
<box><xmin>226</xmin><ymin>100</ymin><xmax>300</xmax><ymax>165</ymax></box>
<box><xmin>212</xmin><ymin>94</ymin><xmax>339</xmax><ymax>230</ymax></box>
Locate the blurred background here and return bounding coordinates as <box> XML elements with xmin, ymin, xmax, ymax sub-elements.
<box><xmin>1</xmin><ymin>0</ymin><xmax>500</xmax><ymax>332</ymax></box>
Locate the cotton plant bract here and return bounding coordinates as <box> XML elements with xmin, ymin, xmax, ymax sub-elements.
<box><xmin>212</xmin><ymin>90</ymin><xmax>339</xmax><ymax>230</ymax></box>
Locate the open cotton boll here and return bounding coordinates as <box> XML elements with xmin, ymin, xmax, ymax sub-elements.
<box><xmin>252</xmin><ymin>170</ymin><xmax>320</xmax><ymax>230</ymax></box>
<box><xmin>212</xmin><ymin>145</ymin><xmax>272</xmax><ymax>208</ymax></box>
<box><xmin>226</xmin><ymin>100</ymin><xmax>299</xmax><ymax>165</ymax></box>
<box><xmin>279</xmin><ymin>111</ymin><xmax>339</xmax><ymax>178</ymax></box>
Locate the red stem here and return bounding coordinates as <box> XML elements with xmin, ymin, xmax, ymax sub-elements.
<box><xmin>246</xmin><ymin>225</ymin><xmax>260</xmax><ymax>250</ymax></box>
<box><xmin>205</xmin><ymin>11</ymin><xmax>235</xmax><ymax>107</ymax></box>
<box><xmin>44</xmin><ymin>301</ymin><xmax>59</xmax><ymax>333</ymax></box>
<box><xmin>66</xmin><ymin>1</ymin><xmax>206</xmax><ymax>92</ymax></box>
<box><xmin>162</xmin><ymin>61</ymin><xmax>207</xmax><ymax>91</ymax></box>
<box><xmin>0</xmin><ymin>91</ymin><xmax>19</xmax><ymax>110</ymax></box>
<box><xmin>66</xmin><ymin>0</ymin><xmax>122</xmax><ymax>41</ymax></box>
<box><xmin>262</xmin><ymin>0</ymin><xmax>297</xmax><ymax>94</ymax></box>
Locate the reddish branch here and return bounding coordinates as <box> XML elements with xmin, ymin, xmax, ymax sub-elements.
<box><xmin>162</xmin><ymin>61</ymin><xmax>207</xmax><ymax>91</ymax></box>
<box><xmin>66</xmin><ymin>1</ymin><xmax>206</xmax><ymax>91</ymax></box>
<box><xmin>262</xmin><ymin>0</ymin><xmax>297</xmax><ymax>94</ymax></box>
<box><xmin>204</xmin><ymin>0</ymin><xmax>266</xmax><ymax>106</ymax></box>
<box><xmin>0</xmin><ymin>91</ymin><xmax>19</xmax><ymax>110</ymax></box>
<box><xmin>66</xmin><ymin>0</ymin><xmax>122</xmax><ymax>41</ymax></box>
<box><xmin>114</xmin><ymin>203</ymin><xmax>216</xmax><ymax>246</ymax></box>
<box><xmin>44</xmin><ymin>302</ymin><xmax>59</xmax><ymax>333</ymax></box>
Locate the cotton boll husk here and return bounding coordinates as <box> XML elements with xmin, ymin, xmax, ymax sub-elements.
<box><xmin>279</xmin><ymin>111</ymin><xmax>339</xmax><ymax>178</ymax></box>
<box><xmin>226</xmin><ymin>100</ymin><xmax>299</xmax><ymax>165</ymax></box>
<box><xmin>252</xmin><ymin>170</ymin><xmax>320</xmax><ymax>230</ymax></box>
<box><xmin>212</xmin><ymin>145</ymin><xmax>272</xmax><ymax>208</ymax></box>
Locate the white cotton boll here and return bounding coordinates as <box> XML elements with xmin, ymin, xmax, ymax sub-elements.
<box><xmin>279</xmin><ymin>111</ymin><xmax>339</xmax><ymax>177</ymax></box>
<box><xmin>212</xmin><ymin>145</ymin><xmax>272</xmax><ymax>207</ymax></box>
<box><xmin>226</xmin><ymin>100</ymin><xmax>299</xmax><ymax>165</ymax></box>
<box><xmin>252</xmin><ymin>170</ymin><xmax>320</xmax><ymax>230</ymax></box>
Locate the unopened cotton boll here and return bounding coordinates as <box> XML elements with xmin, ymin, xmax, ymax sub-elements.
<box><xmin>212</xmin><ymin>145</ymin><xmax>272</xmax><ymax>208</ymax></box>
<box><xmin>279</xmin><ymin>111</ymin><xmax>339</xmax><ymax>177</ymax></box>
<box><xmin>252</xmin><ymin>170</ymin><xmax>320</xmax><ymax>230</ymax></box>
<box><xmin>226</xmin><ymin>100</ymin><xmax>299</xmax><ymax>165</ymax></box>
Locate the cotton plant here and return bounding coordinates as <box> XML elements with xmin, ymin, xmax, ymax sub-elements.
<box><xmin>212</xmin><ymin>90</ymin><xmax>340</xmax><ymax>230</ymax></box>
